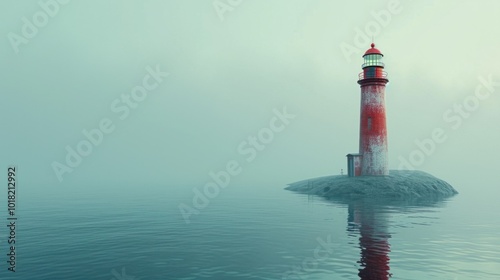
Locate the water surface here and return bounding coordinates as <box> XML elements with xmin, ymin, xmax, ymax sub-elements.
<box><xmin>2</xmin><ymin>183</ymin><xmax>499</xmax><ymax>279</ymax></box>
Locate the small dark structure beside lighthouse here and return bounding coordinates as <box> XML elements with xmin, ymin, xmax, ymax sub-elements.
<box><xmin>286</xmin><ymin>43</ymin><xmax>458</xmax><ymax>201</ymax></box>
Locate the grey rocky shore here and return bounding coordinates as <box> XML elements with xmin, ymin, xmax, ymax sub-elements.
<box><xmin>286</xmin><ymin>170</ymin><xmax>458</xmax><ymax>205</ymax></box>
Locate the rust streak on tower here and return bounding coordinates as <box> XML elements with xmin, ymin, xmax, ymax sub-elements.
<box><xmin>347</xmin><ymin>43</ymin><xmax>389</xmax><ymax>176</ymax></box>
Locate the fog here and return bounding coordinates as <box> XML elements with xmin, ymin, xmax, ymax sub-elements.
<box><xmin>1</xmin><ymin>0</ymin><xmax>499</xmax><ymax>199</ymax></box>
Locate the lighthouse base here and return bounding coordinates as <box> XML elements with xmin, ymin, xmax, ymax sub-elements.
<box><xmin>285</xmin><ymin>170</ymin><xmax>458</xmax><ymax>205</ymax></box>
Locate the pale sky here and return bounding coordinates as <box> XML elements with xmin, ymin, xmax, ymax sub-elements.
<box><xmin>1</xmin><ymin>0</ymin><xmax>499</xmax><ymax>196</ymax></box>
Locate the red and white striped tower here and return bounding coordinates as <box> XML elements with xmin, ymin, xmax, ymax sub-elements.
<box><xmin>357</xmin><ymin>43</ymin><xmax>389</xmax><ymax>176</ymax></box>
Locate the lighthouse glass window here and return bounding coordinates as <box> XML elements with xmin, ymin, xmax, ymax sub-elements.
<box><xmin>363</xmin><ymin>54</ymin><xmax>384</xmax><ymax>67</ymax></box>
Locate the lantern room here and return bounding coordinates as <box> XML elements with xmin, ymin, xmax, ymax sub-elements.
<box><xmin>362</xmin><ymin>43</ymin><xmax>384</xmax><ymax>67</ymax></box>
<box><xmin>359</xmin><ymin>43</ymin><xmax>388</xmax><ymax>82</ymax></box>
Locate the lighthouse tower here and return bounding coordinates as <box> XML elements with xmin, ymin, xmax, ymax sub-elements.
<box><xmin>347</xmin><ymin>43</ymin><xmax>389</xmax><ymax>176</ymax></box>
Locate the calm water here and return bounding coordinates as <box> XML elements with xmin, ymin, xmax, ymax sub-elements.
<box><xmin>2</xmin><ymin>183</ymin><xmax>499</xmax><ymax>280</ymax></box>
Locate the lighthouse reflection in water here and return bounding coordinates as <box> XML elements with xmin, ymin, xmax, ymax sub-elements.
<box><xmin>348</xmin><ymin>201</ymin><xmax>392</xmax><ymax>279</ymax></box>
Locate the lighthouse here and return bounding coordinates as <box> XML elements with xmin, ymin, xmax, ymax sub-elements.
<box><xmin>347</xmin><ymin>43</ymin><xmax>389</xmax><ymax>176</ymax></box>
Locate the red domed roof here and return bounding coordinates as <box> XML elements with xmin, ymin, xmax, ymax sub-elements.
<box><xmin>363</xmin><ymin>43</ymin><xmax>383</xmax><ymax>56</ymax></box>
